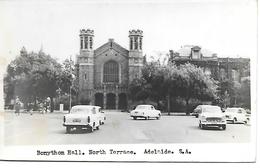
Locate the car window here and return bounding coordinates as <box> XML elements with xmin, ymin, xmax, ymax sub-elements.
<box><xmin>225</xmin><ymin>108</ymin><xmax>238</xmax><ymax>113</ymax></box>
<box><xmin>135</xmin><ymin>105</ymin><xmax>151</xmax><ymax>110</ymax></box>
<box><xmin>71</xmin><ymin>107</ymin><xmax>91</xmax><ymax>114</ymax></box>
<box><xmin>151</xmin><ymin>106</ymin><xmax>154</xmax><ymax>110</ymax></box>
<box><xmin>92</xmin><ymin>107</ymin><xmax>96</xmax><ymax>114</ymax></box>
<box><xmin>238</xmin><ymin>109</ymin><xmax>242</xmax><ymax>113</ymax></box>
<box><xmin>202</xmin><ymin>106</ymin><xmax>221</xmax><ymax>113</ymax></box>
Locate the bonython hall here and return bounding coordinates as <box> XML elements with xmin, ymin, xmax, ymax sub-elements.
<box><xmin>76</xmin><ymin>29</ymin><xmax>144</xmax><ymax>110</ymax></box>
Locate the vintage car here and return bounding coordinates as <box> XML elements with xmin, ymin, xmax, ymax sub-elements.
<box><xmin>130</xmin><ymin>105</ymin><xmax>161</xmax><ymax>120</ymax></box>
<box><xmin>198</xmin><ymin>105</ymin><xmax>226</xmax><ymax>130</ymax></box>
<box><xmin>63</xmin><ymin>105</ymin><xmax>105</xmax><ymax>133</ymax></box>
<box><xmin>224</xmin><ymin>107</ymin><xmax>249</xmax><ymax>124</ymax></box>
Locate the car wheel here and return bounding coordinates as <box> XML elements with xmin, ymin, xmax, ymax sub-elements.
<box><xmin>145</xmin><ymin>116</ymin><xmax>148</xmax><ymax>120</ymax></box>
<box><xmin>133</xmin><ymin>117</ymin><xmax>137</xmax><ymax>120</ymax></box>
<box><xmin>201</xmin><ymin>124</ymin><xmax>205</xmax><ymax>129</ymax></box>
<box><xmin>199</xmin><ymin>123</ymin><xmax>202</xmax><ymax>128</ymax></box>
<box><xmin>89</xmin><ymin>126</ymin><xmax>94</xmax><ymax>132</ymax></box>
<box><xmin>244</xmin><ymin>120</ymin><xmax>247</xmax><ymax>124</ymax></box>
<box><xmin>99</xmin><ymin>120</ymin><xmax>102</xmax><ymax>125</ymax></box>
<box><xmin>196</xmin><ymin>115</ymin><xmax>198</xmax><ymax>118</ymax></box>
<box><xmin>222</xmin><ymin>125</ymin><xmax>226</xmax><ymax>130</ymax></box>
<box><xmin>232</xmin><ymin>118</ymin><xmax>237</xmax><ymax>124</ymax></box>
<box><xmin>96</xmin><ymin>126</ymin><xmax>99</xmax><ymax>130</ymax></box>
<box><xmin>66</xmin><ymin>126</ymin><xmax>71</xmax><ymax>134</ymax></box>
<box><xmin>156</xmin><ymin>114</ymin><xmax>161</xmax><ymax>120</ymax></box>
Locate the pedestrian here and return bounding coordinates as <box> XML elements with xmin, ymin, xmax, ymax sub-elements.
<box><xmin>14</xmin><ymin>98</ymin><xmax>21</xmax><ymax>116</ymax></box>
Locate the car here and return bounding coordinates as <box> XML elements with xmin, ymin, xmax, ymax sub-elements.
<box><xmin>198</xmin><ymin>105</ymin><xmax>226</xmax><ymax>130</ymax></box>
<box><xmin>224</xmin><ymin>107</ymin><xmax>249</xmax><ymax>124</ymax></box>
<box><xmin>63</xmin><ymin>105</ymin><xmax>104</xmax><ymax>133</ymax></box>
<box><xmin>130</xmin><ymin>105</ymin><xmax>161</xmax><ymax>120</ymax></box>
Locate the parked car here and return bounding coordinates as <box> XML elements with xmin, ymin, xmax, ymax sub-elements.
<box><xmin>130</xmin><ymin>105</ymin><xmax>161</xmax><ymax>120</ymax></box>
<box><xmin>224</xmin><ymin>107</ymin><xmax>249</xmax><ymax>124</ymax></box>
<box><xmin>198</xmin><ymin>105</ymin><xmax>226</xmax><ymax>130</ymax></box>
<box><xmin>63</xmin><ymin>105</ymin><xmax>104</xmax><ymax>133</ymax></box>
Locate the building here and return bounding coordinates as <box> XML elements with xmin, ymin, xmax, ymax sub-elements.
<box><xmin>169</xmin><ymin>45</ymin><xmax>250</xmax><ymax>83</ymax></box>
<box><xmin>76</xmin><ymin>29</ymin><xmax>144</xmax><ymax>109</ymax></box>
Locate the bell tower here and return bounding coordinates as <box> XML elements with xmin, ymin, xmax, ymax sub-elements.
<box><xmin>128</xmin><ymin>29</ymin><xmax>144</xmax><ymax>83</ymax></box>
<box><xmin>77</xmin><ymin>29</ymin><xmax>95</xmax><ymax>104</ymax></box>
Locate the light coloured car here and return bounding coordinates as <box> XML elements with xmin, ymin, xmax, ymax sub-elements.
<box><xmin>198</xmin><ymin>105</ymin><xmax>226</xmax><ymax>130</ymax></box>
<box><xmin>63</xmin><ymin>105</ymin><xmax>104</xmax><ymax>133</ymax></box>
<box><xmin>130</xmin><ymin>105</ymin><xmax>161</xmax><ymax>120</ymax></box>
<box><xmin>224</xmin><ymin>107</ymin><xmax>249</xmax><ymax>124</ymax></box>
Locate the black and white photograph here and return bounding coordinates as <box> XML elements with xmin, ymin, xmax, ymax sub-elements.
<box><xmin>0</xmin><ymin>0</ymin><xmax>258</xmax><ymax>165</ymax></box>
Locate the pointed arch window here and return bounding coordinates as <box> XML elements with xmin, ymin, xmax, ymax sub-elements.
<box><xmin>103</xmin><ymin>60</ymin><xmax>119</xmax><ymax>83</ymax></box>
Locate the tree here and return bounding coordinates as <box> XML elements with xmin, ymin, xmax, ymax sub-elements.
<box><xmin>178</xmin><ymin>63</ymin><xmax>218</xmax><ymax>115</ymax></box>
<box><xmin>4</xmin><ymin>49</ymin><xmax>63</xmax><ymax>112</ymax></box>
<box><xmin>237</xmin><ymin>77</ymin><xmax>250</xmax><ymax>109</ymax></box>
<box><xmin>128</xmin><ymin>61</ymin><xmax>218</xmax><ymax>115</ymax></box>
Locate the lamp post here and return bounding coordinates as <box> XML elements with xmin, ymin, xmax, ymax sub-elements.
<box><xmin>68</xmin><ymin>56</ymin><xmax>75</xmax><ymax>113</ymax></box>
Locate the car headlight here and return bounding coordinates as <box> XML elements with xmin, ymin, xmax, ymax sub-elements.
<box><xmin>201</xmin><ymin>116</ymin><xmax>206</xmax><ymax>121</ymax></box>
<box><xmin>221</xmin><ymin>116</ymin><xmax>226</xmax><ymax>121</ymax></box>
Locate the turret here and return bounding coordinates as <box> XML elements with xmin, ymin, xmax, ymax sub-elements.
<box><xmin>128</xmin><ymin>29</ymin><xmax>144</xmax><ymax>82</ymax></box>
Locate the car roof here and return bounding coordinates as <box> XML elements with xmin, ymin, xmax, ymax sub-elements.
<box><xmin>137</xmin><ymin>105</ymin><xmax>153</xmax><ymax>106</ymax></box>
<box><xmin>226</xmin><ymin>107</ymin><xmax>243</xmax><ymax>110</ymax></box>
<box><xmin>199</xmin><ymin>105</ymin><xmax>218</xmax><ymax>107</ymax></box>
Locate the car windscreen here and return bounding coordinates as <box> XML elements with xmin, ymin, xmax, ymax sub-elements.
<box><xmin>225</xmin><ymin>108</ymin><xmax>239</xmax><ymax>113</ymax></box>
<box><xmin>135</xmin><ymin>105</ymin><xmax>151</xmax><ymax>110</ymax></box>
<box><xmin>70</xmin><ymin>107</ymin><xmax>92</xmax><ymax>114</ymax></box>
<box><xmin>202</xmin><ymin>106</ymin><xmax>221</xmax><ymax>113</ymax></box>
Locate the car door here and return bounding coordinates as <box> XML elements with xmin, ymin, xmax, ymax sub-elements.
<box><xmin>237</xmin><ymin>109</ymin><xmax>246</xmax><ymax>122</ymax></box>
<box><xmin>150</xmin><ymin>106</ymin><xmax>156</xmax><ymax>117</ymax></box>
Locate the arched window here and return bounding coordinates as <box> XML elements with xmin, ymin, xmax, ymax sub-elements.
<box><xmin>103</xmin><ymin>60</ymin><xmax>119</xmax><ymax>83</ymax></box>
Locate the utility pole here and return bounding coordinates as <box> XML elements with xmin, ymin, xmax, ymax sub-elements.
<box><xmin>69</xmin><ymin>55</ymin><xmax>72</xmax><ymax>113</ymax></box>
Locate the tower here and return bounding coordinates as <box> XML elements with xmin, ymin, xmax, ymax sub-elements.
<box><xmin>77</xmin><ymin>29</ymin><xmax>95</xmax><ymax>104</ymax></box>
<box><xmin>128</xmin><ymin>29</ymin><xmax>144</xmax><ymax>83</ymax></box>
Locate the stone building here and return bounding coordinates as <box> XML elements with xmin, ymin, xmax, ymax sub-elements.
<box><xmin>76</xmin><ymin>29</ymin><xmax>144</xmax><ymax>109</ymax></box>
<box><xmin>169</xmin><ymin>45</ymin><xmax>250</xmax><ymax>83</ymax></box>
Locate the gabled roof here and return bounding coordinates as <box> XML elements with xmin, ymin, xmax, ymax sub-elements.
<box><xmin>94</xmin><ymin>39</ymin><xmax>129</xmax><ymax>57</ymax></box>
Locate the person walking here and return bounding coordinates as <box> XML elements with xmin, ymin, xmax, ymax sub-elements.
<box><xmin>14</xmin><ymin>98</ymin><xmax>21</xmax><ymax>116</ymax></box>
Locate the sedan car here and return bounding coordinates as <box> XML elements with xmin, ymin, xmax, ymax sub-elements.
<box><xmin>130</xmin><ymin>105</ymin><xmax>161</xmax><ymax>120</ymax></box>
<box><xmin>63</xmin><ymin>105</ymin><xmax>104</xmax><ymax>133</ymax></box>
<box><xmin>198</xmin><ymin>105</ymin><xmax>226</xmax><ymax>130</ymax></box>
<box><xmin>224</xmin><ymin>107</ymin><xmax>249</xmax><ymax>124</ymax></box>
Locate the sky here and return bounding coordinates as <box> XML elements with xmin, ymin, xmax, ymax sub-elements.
<box><xmin>0</xmin><ymin>0</ymin><xmax>257</xmax><ymax>64</ymax></box>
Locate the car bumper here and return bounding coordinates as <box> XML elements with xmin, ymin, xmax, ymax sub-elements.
<box><xmin>63</xmin><ymin>123</ymin><xmax>91</xmax><ymax>128</ymax></box>
<box><xmin>201</xmin><ymin>121</ymin><xmax>226</xmax><ymax>126</ymax></box>
<box><xmin>131</xmin><ymin>115</ymin><xmax>146</xmax><ymax>118</ymax></box>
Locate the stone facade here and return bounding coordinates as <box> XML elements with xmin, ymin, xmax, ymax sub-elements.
<box><xmin>169</xmin><ymin>45</ymin><xmax>250</xmax><ymax>82</ymax></box>
<box><xmin>76</xmin><ymin>29</ymin><xmax>144</xmax><ymax>109</ymax></box>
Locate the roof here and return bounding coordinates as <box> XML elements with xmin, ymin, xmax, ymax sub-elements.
<box><xmin>177</xmin><ymin>45</ymin><xmax>214</xmax><ymax>57</ymax></box>
<box><xmin>94</xmin><ymin>39</ymin><xmax>129</xmax><ymax>57</ymax></box>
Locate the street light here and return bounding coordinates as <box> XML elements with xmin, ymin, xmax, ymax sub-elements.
<box><xmin>68</xmin><ymin>56</ymin><xmax>75</xmax><ymax>113</ymax></box>
<box><xmin>69</xmin><ymin>74</ymin><xmax>75</xmax><ymax>113</ymax></box>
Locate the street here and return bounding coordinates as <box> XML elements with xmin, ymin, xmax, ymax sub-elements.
<box><xmin>3</xmin><ymin>111</ymin><xmax>251</xmax><ymax>145</ymax></box>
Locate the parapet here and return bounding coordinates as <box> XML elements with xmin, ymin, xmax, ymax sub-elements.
<box><xmin>80</xmin><ymin>29</ymin><xmax>94</xmax><ymax>36</ymax></box>
<box><xmin>129</xmin><ymin>29</ymin><xmax>143</xmax><ymax>36</ymax></box>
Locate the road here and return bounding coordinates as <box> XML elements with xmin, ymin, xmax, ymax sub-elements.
<box><xmin>3</xmin><ymin>111</ymin><xmax>251</xmax><ymax>145</ymax></box>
